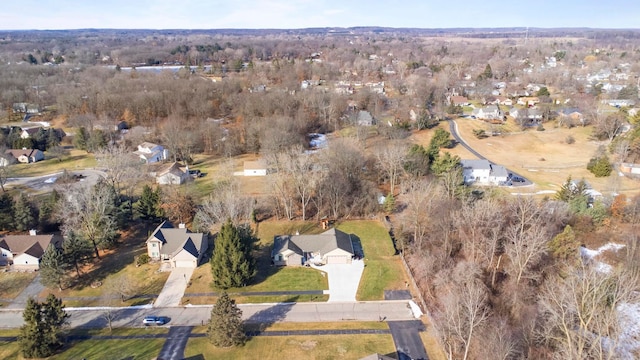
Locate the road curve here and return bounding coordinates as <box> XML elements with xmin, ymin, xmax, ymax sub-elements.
<box><xmin>447</xmin><ymin>119</ymin><xmax>532</xmax><ymax>187</ymax></box>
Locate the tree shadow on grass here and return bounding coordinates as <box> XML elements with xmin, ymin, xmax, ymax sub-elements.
<box><xmin>243</xmin><ymin>296</ymin><xmax>298</xmax><ymax>335</ymax></box>
<box><xmin>72</xmin><ymin>224</ymin><xmax>154</xmax><ymax>290</ymax></box>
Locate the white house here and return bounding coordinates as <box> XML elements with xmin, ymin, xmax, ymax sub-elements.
<box><xmin>472</xmin><ymin>105</ymin><xmax>503</xmax><ymax>120</ymax></box>
<box><xmin>134</xmin><ymin>142</ymin><xmax>168</xmax><ymax>163</ymax></box>
<box><xmin>0</xmin><ymin>231</ymin><xmax>62</xmax><ymax>271</ymax></box>
<box><xmin>152</xmin><ymin>162</ymin><xmax>189</xmax><ymax>185</ymax></box>
<box><xmin>461</xmin><ymin>159</ymin><xmax>509</xmax><ymax>185</ymax></box>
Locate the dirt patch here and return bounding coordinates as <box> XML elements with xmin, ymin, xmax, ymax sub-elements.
<box><xmin>299</xmin><ymin>340</ymin><xmax>318</xmax><ymax>350</ymax></box>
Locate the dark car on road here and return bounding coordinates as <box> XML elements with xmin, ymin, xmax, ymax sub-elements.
<box><xmin>143</xmin><ymin>316</ymin><xmax>168</xmax><ymax>326</ymax></box>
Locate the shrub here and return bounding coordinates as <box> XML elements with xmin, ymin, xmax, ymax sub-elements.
<box><xmin>536</xmin><ymin>124</ymin><xmax>545</xmax><ymax>131</ymax></box>
<box><xmin>565</xmin><ymin>135</ymin><xmax>575</xmax><ymax>144</ymax></box>
<box><xmin>136</xmin><ymin>254</ymin><xmax>150</xmax><ymax>266</ymax></box>
<box><xmin>587</xmin><ymin>155</ymin><xmax>612</xmax><ymax>177</ymax></box>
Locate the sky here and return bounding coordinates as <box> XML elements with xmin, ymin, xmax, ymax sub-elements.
<box><xmin>0</xmin><ymin>0</ymin><xmax>638</xmax><ymax>30</ymax></box>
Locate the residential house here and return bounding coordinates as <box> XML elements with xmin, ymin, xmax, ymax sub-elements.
<box><xmin>134</xmin><ymin>142</ymin><xmax>168</xmax><ymax>163</ymax></box>
<box><xmin>603</xmin><ymin>99</ymin><xmax>636</xmax><ymax>108</ymax></box>
<box><xmin>0</xmin><ymin>230</ymin><xmax>63</xmax><ymax>271</ymax></box>
<box><xmin>517</xmin><ymin>97</ymin><xmax>540</xmax><ymax>107</ymax></box>
<box><xmin>272</xmin><ymin>228</ymin><xmax>355</xmax><ymax>266</ymax></box>
<box><xmin>620</xmin><ymin>163</ymin><xmax>640</xmax><ymax>175</ymax></box>
<box><xmin>356</xmin><ymin>110</ymin><xmax>376</xmax><ymax>126</ymax></box>
<box><xmin>472</xmin><ymin>105</ymin><xmax>503</xmax><ymax>121</ymax></box>
<box><xmin>449</xmin><ymin>96</ymin><xmax>471</xmax><ymax>106</ymax></box>
<box><xmin>20</xmin><ymin>126</ymin><xmax>42</xmax><ymax>139</ymax></box>
<box><xmin>145</xmin><ymin>221</ymin><xmax>208</xmax><ymax>268</ymax></box>
<box><xmin>492</xmin><ymin>96</ymin><xmax>513</xmax><ymax>106</ymax></box>
<box><xmin>557</xmin><ymin>108</ymin><xmax>585</xmax><ymax>126</ymax></box>
<box><xmin>4</xmin><ymin>149</ymin><xmax>45</xmax><ymax>164</ymax></box>
<box><xmin>243</xmin><ymin>160</ymin><xmax>268</xmax><ymax>176</ymax></box>
<box><xmin>149</xmin><ymin>162</ymin><xmax>189</xmax><ymax>185</ymax></box>
<box><xmin>12</xmin><ymin>103</ymin><xmax>41</xmax><ymax>114</ymax></box>
<box><xmin>461</xmin><ymin>159</ymin><xmax>509</xmax><ymax>185</ymax></box>
<box><xmin>365</xmin><ymin>82</ymin><xmax>385</xmax><ymax>95</ymax></box>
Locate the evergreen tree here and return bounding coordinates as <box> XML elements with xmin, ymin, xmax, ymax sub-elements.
<box><xmin>19</xmin><ymin>295</ymin><xmax>69</xmax><ymax>358</ymax></box>
<box><xmin>38</xmin><ymin>190</ymin><xmax>61</xmax><ymax>231</ymax></box>
<box><xmin>40</xmin><ymin>245</ymin><xmax>68</xmax><ymax>291</ymax></box>
<box><xmin>587</xmin><ymin>155</ymin><xmax>612</xmax><ymax>177</ymax></box>
<box><xmin>430</xmin><ymin>152</ymin><xmax>461</xmax><ymax>176</ymax></box>
<box><xmin>211</xmin><ymin>220</ymin><xmax>256</xmax><ymax>289</ymax></box>
<box><xmin>13</xmin><ymin>193</ymin><xmax>36</xmax><ymax>232</ymax></box>
<box><xmin>555</xmin><ymin>176</ymin><xmax>588</xmax><ymax>202</ymax></box>
<box><xmin>63</xmin><ymin>231</ymin><xmax>92</xmax><ymax>277</ymax></box>
<box><xmin>73</xmin><ymin>127</ymin><xmax>89</xmax><ymax>151</ymax></box>
<box><xmin>0</xmin><ymin>192</ymin><xmax>15</xmax><ymax>230</ymax></box>
<box><xmin>135</xmin><ymin>185</ymin><xmax>162</xmax><ymax>220</ymax></box>
<box><xmin>549</xmin><ymin>225</ymin><xmax>580</xmax><ymax>262</ymax></box>
<box><xmin>404</xmin><ymin>144</ymin><xmax>430</xmax><ymax>177</ymax></box>
<box><xmin>207</xmin><ymin>292</ymin><xmax>246</xmax><ymax>347</ymax></box>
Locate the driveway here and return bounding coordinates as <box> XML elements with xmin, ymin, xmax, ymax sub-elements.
<box><xmin>154</xmin><ymin>267</ymin><xmax>194</xmax><ymax>307</ymax></box>
<box><xmin>157</xmin><ymin>326</ymin><xmax>193</xmax><ymax>360</ymax></box>
<box><xmin>388</xmin><ymin>320</ymin><xmax>429</xmax><ymax>360</ymax></box>
<box><xmin>7</xmin><ymin>274</ymin><xmax>44</xmax><ymax>309</ymax></box>
<box><xmin>313</xmin><ymin>259</ymin><xmax>364</xmax><ymax>302</ymax></box>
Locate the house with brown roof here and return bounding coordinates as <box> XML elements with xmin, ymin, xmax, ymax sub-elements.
<box><xmin>272</xmin><ymin>228</ymin><xmax>355</xmax><ymax>266</ymax></box>
<box><xmin>145</xmin><ymin>221</ymin><xmax>208</xmax><ymax>268</ymax></box>
<box><xmin>0</xmin><ymin>231</ymin><xmax>62</xmax><ymax>271</ymax></box>
<box><xmin>149</xmin><ymin>162</ymin><xmax>188</xmax><ymax>185</ymax></box>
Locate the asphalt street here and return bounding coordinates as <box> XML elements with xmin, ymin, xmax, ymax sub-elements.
<box><xmin>0</xmin><ymin>301</ymin><xmax>416</xmax><ymax>329</ymax></box>
<box><xmin>5</xmin><ymin>169</ymin><xmax>106</xmax><ymax>191</ymax></box>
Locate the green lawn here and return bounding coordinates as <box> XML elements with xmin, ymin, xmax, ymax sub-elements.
<box><xmin>39</xmin><ymin>226</ymin><xmax>169</xmax><ymax>307</ymax></box>
<box><xmin>184</xmin><ymin>221</ymin><xmax>328</xmax><ymax>305</ymax></box>
<box><xmin>51</xmin><ymin>339</ymin><xmax>164</xmax><ymax>360</ymax></box>
<box><xmin>336</xmin><ymin>221</ymin><xmax>408</xmax><ymax>300</ymax></box>
<box><xmin>184</xmin><ymin>334</ymin><xmax>398</xmax><ymax>360</ymax></box>
<box><xmin>0</xmin><ymin>272</ymin><xmax>37</xmax><ymax>302</ymax></box>
<box><xmin>11</xmin><ymin>149</ymin><xmax>97</xmax><ymax>178</ymax></box>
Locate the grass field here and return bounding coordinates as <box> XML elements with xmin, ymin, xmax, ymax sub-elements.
<box><xmin>336</xmin><ymin>221</ymin><xmax>407</xmax><ymax>301</ymax></box>
<box><xmin>11</xmin><ymin>149</ymin><xmax>97</xmax><ymax>178</ymax></box>
<box><xmin>410</xmin><ymin>119</ymin><xmax>640</xmax><ymax>196</ymax></box>
<box><xmin>38</xmin><ymin>226</ymin><xmax>169</xmax><ymax>307</ymax></box>
<box><xmin>0</xmin><ymin>272</ymin><xmax>37</xmax><ymax>303</ymax></box>
<box><xmin>184</xmin><ymin>334</ymin><xmax>398</xmax><ymax>360</ymax></box>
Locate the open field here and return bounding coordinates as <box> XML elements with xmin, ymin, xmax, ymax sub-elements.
<box><xmin>336</xmin><ymin>221</ymin><xmax>408</xmax><ymax>301</ymax></box>
<box><xmin>11</xmin><ymin>149</ymin><xmax>97</xmax><ymax>178</ymax></box>
<box><xmin>38</xmin><ymin>226</ymin><xmax>169</xmax><ymax>307</ymax></box>
<box><xmin>184</xmin><ymin>334</ymin><xmax>398</xmax><ymax>360</ymax></box>
<box><xmin>411</xmin><ymin>119</ymin><xmax>640</xmax><ymax>196</ymax></box>
<box><xmin>0</xmin><ymin>272</ymin><xmax>37</xmax><ymax>304</ymax></box>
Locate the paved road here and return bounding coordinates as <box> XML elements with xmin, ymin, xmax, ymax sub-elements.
<box><xmin>5</xmin><ymin>169</ymin><xmax>107</xmax><ymax>191</ymax></box>
<box><xmin>0</xmin><ymin>301</ymin><xmax>416</xmax><ymax>329</ymax></box>
<box><xmin>448</xmin><ymin>119</ymin><xmax>532</xmax><ymax>186</ymax></box>
<box><xmin>157</xmin><ymin>326</ymin><xmax>193</xmax><ymax>360</ymax></box>
<box><xmin>388</xmin><ymin>320</ymin><xmax>429</xmax><ymax>360</ymax></box>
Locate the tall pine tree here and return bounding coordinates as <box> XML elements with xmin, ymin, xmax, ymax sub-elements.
<box><xmin>211</xmin><ymin>220</ymin><xmax>255</xmax><ymax>289</ymax></box>
<box><xmin>207</xmin><ymin>292</ymin><xmax>246</xmax><ymax>347</ymax></box>
<box><xmin>135</xmin><ymin>184</ymin><xmax>162</xmax><ymax>221</ymax></box>
<box><xmin>19</xmin><ymin>295</ymin><xmax>69</xmax><ymax>358</ymax></box>
<box><xmin>40</xmin><ymin>245</ymin><xmax>69</xmax><ymax>291</ymax></box>
<box><xmin>13</xmin><ymin>193</ymin><xmax>36</xmax><ymax>232</ymax></box>
<box><xmin>63</xmin><ymin>230</ymin><xmax>92</xmax><ymax>277</ymax></box>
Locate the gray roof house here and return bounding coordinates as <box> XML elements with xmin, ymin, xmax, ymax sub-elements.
<box><xmin>145</xmin><ymin>221</ymin><xmax>208</xmax><ymax>268</ymax></box>
<box><xmin>461</xmin><ymin>159</ymin><xmax>509</xmax><ymax>185</ymax></box>
<box><xmin>272</xmin><ymin>228</ymin><xmax>355</xmax><ymax>266</ymax></box>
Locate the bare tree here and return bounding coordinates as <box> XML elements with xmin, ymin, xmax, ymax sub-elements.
<box><xmin>194</xmin><ymin>178</ymin><xmax>254</xmax><ymax>230</ymax></box>
<box><xmin>504</xmin><ymin>223</ymin><xmax>548</xmax><ymax>286</ymax></box>
<box><xmin>399</xmin><ymin>178</ymin><xmax>437</xmax><ymax>250</ymax></box>
<box><xmin>435</xmin><ymin>262</ymin><xmax>490</xmax><ymax>360</ymax></box>
<box><xmin>537</xmin><ymin>264</ymin><xmax>637</xmax><ymax>360</ymax></box>
<box><xmin>374</xmin><ymin>141</ymin><xmax>407</xmax><ymax>195</ymax></box>
<box><xmin>0</xmin><ymin>164</ymin><xmax>13</xmax><ymax>192</ymax></box>
<box><xmin>280</xmin><ymin>146</ymin><xmax>317</xmax><ymax>221</ymax></box>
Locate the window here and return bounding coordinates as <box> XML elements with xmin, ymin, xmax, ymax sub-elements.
<box><xmin>152</xmin><ymin>243</ymin><xmax>157</xmax><ymax>247</ymax></box>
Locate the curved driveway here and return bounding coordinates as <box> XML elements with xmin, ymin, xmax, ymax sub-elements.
<box><xmin>448</xmin><ymin>120</ymin><xmax>532</xmax><ymax>186</ymax></box>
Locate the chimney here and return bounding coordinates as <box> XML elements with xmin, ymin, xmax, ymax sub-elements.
<box><xmin>178</xmin><ymin>223</ymin><xmax>186</xmax><ymax>229</ymax></box>
<box><xmin>29</xmin><ymin>229</ymin><xmax>37</xmax><ymax>236</ymax></box>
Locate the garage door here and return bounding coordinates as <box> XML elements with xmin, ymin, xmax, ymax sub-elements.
<box><xmin>174</xmin><ymin>260</ymin><xmax>195</xmax><ymax>268</ymax></box>
<box><xmin>326</xmin><ymin>256</ymin><xmax>350</xmax><ymax>264</ymax></box>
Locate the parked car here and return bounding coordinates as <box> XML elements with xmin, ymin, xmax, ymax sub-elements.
<box><xmin>143</xmin><ymin>316</ymin><xmax>168</xmax><ymax>326</ymax></box>
<box><xmin>512</xmin><ymin>176</ymin><xmax>525</xmax><ymax>183</ymax></box>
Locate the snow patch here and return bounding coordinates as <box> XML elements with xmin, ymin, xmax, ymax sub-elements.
<box><xmin>408</xmin><ymin>300</ymin><xmax>423</xmax><ymax>318</ymax></box>
<box><xmin>616</xmin><ymin>302</ymin><xmax>640</xmax><ymax>359</ymax></box>
<box><xmin>580</xmin><ymin>243</ymin><xmax>626</xmax><ymax>274</ymax></box>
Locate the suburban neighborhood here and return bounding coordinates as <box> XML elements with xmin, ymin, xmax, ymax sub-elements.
<box><xmin>1</xmin><ymin>18</ymin><xmax>640</xmax><ymax>360</ymax></box>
